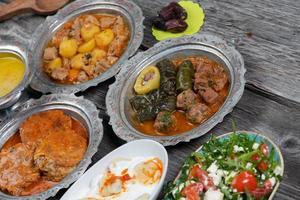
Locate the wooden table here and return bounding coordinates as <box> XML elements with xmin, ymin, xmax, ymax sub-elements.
<box><xmin>0</xmin><ymin>0</ymin><xmax>299</xmax><ymax>199</ymax></box>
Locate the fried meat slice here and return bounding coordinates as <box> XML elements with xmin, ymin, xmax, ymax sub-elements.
<box><xmin>34</xmin><ymin>129</ymin><xmax>87</xmax><ymax>181</ymax></box>
<box><xmin>0</xmin><ymin>144</ymin><xmax>40</xmax><ymax>196</ymax></box>
<box><xmin>19</xmin><ymin>110</ymin><xmax>72</xmax><ymax>145</ymax></box>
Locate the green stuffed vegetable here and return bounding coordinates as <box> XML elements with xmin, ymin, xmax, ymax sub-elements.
<box><xmin>176</xmin><ymin>60</ymin><xmax>194</xmax><ymax>92</ymax></box>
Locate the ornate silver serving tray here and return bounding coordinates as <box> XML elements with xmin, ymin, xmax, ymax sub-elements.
<box><xmin>0</xmin><ymin>41</ymin><xmax>32</xmax><ymax>109</ymax></box>
<box><xmin>0</xmin><ymin>94</ymin><xmax>103</xmax><ymax>199</ymax></box>
<box><xmin>30</xmin><ymin>0</ymin><xmax>144</xmax><ymax>94</ymax></box>
<box><xmin>106</xmin><ymin>33</ymin><xmax>246</xmax><ymax>146</ymax></box>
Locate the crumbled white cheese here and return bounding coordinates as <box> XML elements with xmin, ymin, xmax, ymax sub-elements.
<box><xmin>274</xmin><ymin>166</ymin><xmax>282</xmax><ymax>175</ymax></box>
<box><xmin>252</xmin><ymin>143</ymin><xmax>260</xmax><ymax>150</ymax></box>
<box><xmin>269</xmin><ymin>177</ymin><xmax>276</xmax><ymax>187</ymax></box>
<box><xmin>261</xmin><ymin>174</ymin><xmax>266</xmax><ymax>180</ymax></box>
<box><xmin>233</xmin><ymin>145</ymin><xmax>239</xmax><ymax>153</ymax></box>
<box><xmin>209</xmin><ymin>170</ymin><xmax>224</xmax><ymax>186</ymax></box>
<box><xmin>207</xmin><ymin>161</ymin><xmax>218</xmax><ymax>174</ymax></box>
<box><xmin>204</xmin><ymin>189</ymin><xmax>224</xmax><ymax>200</ymax></box>
<box><xmin>233</xmin><ymin>145</ymin><xmax>244</xmax><ymax>153</ymax></box>
<box><xmin>233</xmin><ymin>188</ymin><xmax>237</xmax><ymax>193</ymax></box>
<box><xmin>209</xmin><ymin>173</ymin><xmax>222</xmax><ymax>186</ymax></box>
<box><xmin>246</xmin><ymin>162</ymin><xmax>252</xmax><ymax>169</ymax></box>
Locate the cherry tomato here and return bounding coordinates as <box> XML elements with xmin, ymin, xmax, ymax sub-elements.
<box><xmin>232</xmin><ymin>171</ymin><xmax>258</xmax><ymax>192</ymax></box>
<box><xmin>250</xmin><ymin>187</ymin><xmax>270</xmax><ymax>199</ymax></box>
<box><xmin>250</xmin><ymin>180</ymin><xmax>273</xmax><ymax>199</ymax></box>
<box><xmin>251</xmin><ymin>153</ymin><xmax>260</xmax><ymax>161</ymax></box>
<box><xmin>189</xmin><ymin>165</ymin><xmax>208</xmax><ymax>182</ymax></box>
<box><xmin>264</xmin><ymin>179</ymin><xmax>273</xmax><ymax>190</ymax></box>
<box><xmin>189</xmin><ymin>165</ymin><xmax>215</xmax><ymax>190</ymax></box>
<box><xmin>181</xmin><ymin>182</ymin><xmax>203</xmax><ymax>200</ymax></box>
<box><xmin>205</xmin><ymin>177</ymin><xmax>215</xmax><ymax>191</ymax></box>
<box><xmin>260</xmin><ymin>144</ymin><xmax>269</xmax><ymax>157</ymax></box>
<box><xmin>257</xmin><ymin>160</ymin><xmax>269</xmax><ymax>172</ymax></box>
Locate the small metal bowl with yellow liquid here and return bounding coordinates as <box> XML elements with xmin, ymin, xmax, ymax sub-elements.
<box><xmin>0</xmin><ymin>42</ymin><xmax>31</xmax><ymax>109</ymax></box>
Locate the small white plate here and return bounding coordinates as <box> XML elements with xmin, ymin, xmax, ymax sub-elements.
<box><xmin>61</xmin><ymin>139</ymin><xmax>168</xmax><ymax>200</ymax></box>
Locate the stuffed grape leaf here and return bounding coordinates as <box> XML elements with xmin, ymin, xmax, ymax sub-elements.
<box><xmin>176</xmin><ymin>60</ymin><xmax>194</xmax><ymax>92</ymax></box>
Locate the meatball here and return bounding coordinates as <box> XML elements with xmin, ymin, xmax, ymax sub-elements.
<box><xmin>176</xmin><ymin>89</ymin><xmax>199</xmax><ymax>110</ymax></box>
<box><xmin>34</xmin><ymin>129</ymin><xmax>87</xmax><ymax>181</ymax></box>
<box><xmin>20</xmin><ymin>110</ymin><xmax>72</xmax><ymax>146</ymax></box>
<box><xmin>199</xmin><ymin>87</ymin><xmax>219</xmax><ymax>104</ymax></box>
<box><xmin>154</xmin><ymin>111</ymin><xmax>177</xmax><ymax>133</ymax></box>
<box><xmin>186</xmin><ymin>103</ymin><xmax>211</xmax><ymax>124</ymax></box>
<box><xmin>0</xmin><ymin>144</ymin><xmax>40</xmax><ymax>196</ymax></box>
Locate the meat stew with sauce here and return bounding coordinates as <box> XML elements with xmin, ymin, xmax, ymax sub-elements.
<box><xmin>42</xmin><ymin>14</ymin><xmax>130</xmax><ymax>84</ymax></box>
<box><xmin>130</xmin><ymin>56</ymin><xmax>229</xmax><ymax>136</ymax></box>
<box><xmin>0</xmin><ymin>110</ymin><xmax>88</xmax><ymax>196</ymax></box>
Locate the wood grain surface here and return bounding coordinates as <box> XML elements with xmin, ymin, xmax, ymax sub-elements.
<box><xmin>135</xmin><ymin>0</ymin><xmax>300</xmax><ymax>103</ymax></box>
<box><xmin>0</xmin><ymin>0</ymin><xmax>299</xmax><ymax>199</ymax></box>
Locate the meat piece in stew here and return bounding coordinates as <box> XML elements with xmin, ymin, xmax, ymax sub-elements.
<box><xmin>176</xmin><ymin>89</ymin><xmax>199</xmax><ymax>110</ymax></box>
<box><xmin>186</xmin><ymin>103</ymin><xmax>211</xmax><ymax>124</ymax></box>
<box><xmin>199</xmin><ymin>87</ymin><xmax>219</xmax><ymax>104</ymax></box>
<box><xmin>43</xmin><ymin>14</ymin><xmax>130</xmax><ymax>84</ymax></box>
<box><xmin>154</xmin><ymin>111</ymin><xmax>177</xmax><ymax>133</ymax></box>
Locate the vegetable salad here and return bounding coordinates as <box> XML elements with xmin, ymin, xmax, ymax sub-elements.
<box><xmin>163</xmin><ymin>133</ymin><xmax>282</xmax><ymax>200</ymax></box>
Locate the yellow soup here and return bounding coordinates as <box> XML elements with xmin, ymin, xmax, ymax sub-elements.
<box><xmin>0</xmin><ymin>54</ymin><xmax>25</xmax><ymax>97</ymax></box>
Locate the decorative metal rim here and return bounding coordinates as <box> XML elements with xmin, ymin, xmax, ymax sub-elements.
<box><xmin>106</xmin><ymin>32</ymin><xmax>246</xmax><ymax>146</ymax></box>
<box><xmin>0</xmin><ymin>94</ymin><xmax>103</xmax><ymax>200</ymax></box>
<box><xmin>30</xmin><ymin>0</ymin><xmax>144</xmax><ymax>94</ymax></box>
<box><xmin>174</xmin><ymin>131</ymin><xmax>284</xmax><ymax>200</ymax></box>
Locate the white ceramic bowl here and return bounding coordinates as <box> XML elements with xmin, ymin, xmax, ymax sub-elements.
<box><xmin>61</xmin><ymin>139</ymin><xmax>168</xmax><ymax>200</ymax></box>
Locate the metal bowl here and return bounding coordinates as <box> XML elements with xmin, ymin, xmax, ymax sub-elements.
<box><xmin>170</xmin><ymin>131</ymin><xmax>284</xmax><ymax>199</ymax></box>
<box><xmin>0</xmin><ymin>42</ymin><xmax>32</xmax><ymax>109</ymax></box>
<box><xmin>106</xmin><ymin>33</ymin><xmax>246</xmax><ymax>146</ymax></box>
<box><xmin>30</xmin><ymin>0</ymin><xmax>144</xmax><ymax>94</ymax></box>
<box><xmin>0</xmin><ymin>94</ymin><xmax>103</xmax><ymax>200</ymax></box>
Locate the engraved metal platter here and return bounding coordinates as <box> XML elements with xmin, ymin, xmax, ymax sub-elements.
<box><xmin>30</xmin><ymin>0</ymin><xmax>144</xmax><ymax>94</ymax></box>
<box><xmin>106</xmin><ymin>33</ymin><xmax>246</xmax><ymax>146</ymax></box>
<box><xmin>0</xmin><ymin>94</ymin><xmax>103</xmax><ymax>199</ymax></box>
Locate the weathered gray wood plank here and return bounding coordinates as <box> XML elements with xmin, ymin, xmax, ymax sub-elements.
<box><xmin>133</xmin><ymin>0</ymin><xmax>300</xmax><ymax>103</ymax></box>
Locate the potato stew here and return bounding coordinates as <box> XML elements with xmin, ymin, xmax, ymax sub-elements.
<box><xmin>130</xmin><ymin>56</ymin><xmax>229</xmax><ymax>136</ymax></box>
<box><xmin>43</xmin><ymin>14</ymin><xmax>130</xmax><ymax>84</ymax></box>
